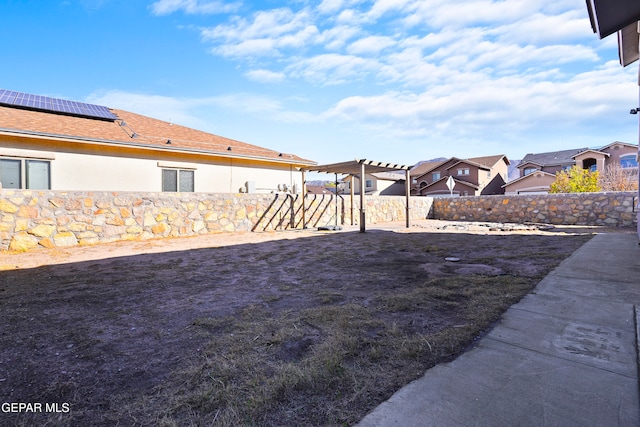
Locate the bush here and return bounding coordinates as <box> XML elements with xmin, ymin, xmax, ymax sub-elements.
<box><xmin>549</xmin><ymin>166</ymin><xmax>600</xmax><ymax>193</ymax></box>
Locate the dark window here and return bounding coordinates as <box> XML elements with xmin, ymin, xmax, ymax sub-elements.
<box><xmin>26</xmin><ymin>160</ymin><xmax>50</xmax><ymax>189</ymax></box>
<box><xmin>162</xmin><ymin>169</ymin><xmax>194</xmax><ymax>192</ymax></box>
<box><xmin>0</xmin><ymin>158</ymin><xmax>50</xmax><ymax>189</ymax></box>
<box><xmin>620</xmin><ymin>154</ymin><xmax>638</xmax><ymax>168</ymax></box>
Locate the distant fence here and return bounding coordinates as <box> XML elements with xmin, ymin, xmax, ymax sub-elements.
<box><xmin>0</xmin><ymin>190</ymin><xmax>635</xmax><ymax>252</ymax></box>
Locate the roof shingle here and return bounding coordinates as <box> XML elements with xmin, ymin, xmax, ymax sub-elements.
<box><xmin>0</xmin><ymin>104</ymin><xmax>315</xmax><ymax>165</ymax></box>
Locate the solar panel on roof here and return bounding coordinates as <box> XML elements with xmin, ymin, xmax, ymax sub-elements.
<box><xmin>0</xmin><ymin>89</ymin><xmax>118</xmax><ymax>121</ymax></box>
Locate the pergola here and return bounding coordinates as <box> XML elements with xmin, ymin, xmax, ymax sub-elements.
<box><xmin>301</xmin><ymin>159</ymin><xmax>411</xmax><ymax>232</ymax></box>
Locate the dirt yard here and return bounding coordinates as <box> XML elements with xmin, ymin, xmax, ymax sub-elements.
<box><xmin>0</xmin><ymin>220</ymin><xmax>601</xmax><ymax>426</ymax></box>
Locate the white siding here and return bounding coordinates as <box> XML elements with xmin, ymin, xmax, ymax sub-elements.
<box><xmin>1</xmin><ymin>147</ymin><xmax>302</xmax><ymax>193</ymax></box>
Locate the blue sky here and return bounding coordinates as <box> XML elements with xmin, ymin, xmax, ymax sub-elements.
<box><xmin>1</xmin><ymin>0</ymin><xmax>638</xmax><ymax>168</ymax></box>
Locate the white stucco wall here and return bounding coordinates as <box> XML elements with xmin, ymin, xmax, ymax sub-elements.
<box><xmin>0</xmin><ymin>147</ymin><xmax>303</xmax><ymax>194</ymax></box>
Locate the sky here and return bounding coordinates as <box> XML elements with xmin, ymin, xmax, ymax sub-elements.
<box><xmin>1</xmin><ymin>0</ymin><xmax>638</xmax><ymax>169</ymax></box>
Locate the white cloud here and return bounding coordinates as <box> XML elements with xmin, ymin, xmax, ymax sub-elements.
<box><xmin>287</xmin><ymin>54</ymin><xmax>381</xmax><ymax>85</ymax></box>
<box><xmin>317</xmin><ymin>0</ymin><xmax>345</xmax><ymax>15</ymax></box>
<box><xmin>201</xmin><ymin>8</ymin><xmax>320</xmax><ymax>57</ymax></box>
<box><xmin>86</xmin><ymin>90</ymin><xmax>209</xmax><ymax>129</ymax></box>
<box><xmin>405</xmin><ymin>0</ymin><xmax>539</xmax><ymax>29</ymax></box>
<box><xmin>347</xmin><ymin>35</ymin><xmax>396</xmax><ymax>55</ymax></box>
<box><xmin>142</xmin><ymin>0</ymin><xmax>637</xmax><ymax>160</ymax></box>
<box><xmin>149</xmin><ymin>0</ymin><xmax>240</xmax><ymax>15</ymax></box>
<box><xmin>322</xmin><ymin>59</ymin><xmax>637</xmax><ymax>145</ymax></box>
<box><xmin>245</xmin><ymin>69</ymin><xmax>286</xmax><ymax>83</ymax></box>
<box><xmin>490</xmin><ymin>11</ymin><xmax>594</xmax><ymax>44</ymax></box>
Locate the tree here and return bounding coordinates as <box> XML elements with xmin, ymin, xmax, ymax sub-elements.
<box><xmin>549</xmin><ymin>166</ymin><xmax>600</xmax><ymax>193</ymax></box>
<box><xmin>598</xmin><ymin>163</ymin><xmax>639</xmax><ymax>192</ymax></box>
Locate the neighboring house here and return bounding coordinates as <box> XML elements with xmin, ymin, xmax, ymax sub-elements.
<box><xmin>504</xmin><ymin>142</ymin><xmax>638</xmax><ymax>195</ymax></box>
<box><xmin>0</xmin><ymin>89</ymin><xmax>315</xmax><ymax>193</ymax></box>
<box><xmin>411</xmin><ymin>154</ymin><xmax>510</xmax><ymax>197</ymax></box>
<box><xmin>342</xmin><ymin>171</ymin><xmax>406</xmax><ymax>195</ymax></box>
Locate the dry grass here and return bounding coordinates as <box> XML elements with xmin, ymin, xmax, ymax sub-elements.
<box><xmin>0</xmin><ymin>226</ymin><xmax>594</xmax><ymax>426</ymax></box>
<box><xmin>122</xmin><ymin>262</ymin><xmax>570</xmax><ymax>426</ymax></box>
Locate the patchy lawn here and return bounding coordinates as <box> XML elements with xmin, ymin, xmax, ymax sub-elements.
<box><xmin>0</xmin><ymin>221</ymin><xmax>594</xmax><ymax>426</ymax></box>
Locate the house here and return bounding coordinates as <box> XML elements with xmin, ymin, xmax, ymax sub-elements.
<box><xmin>411</xmin><ymin>154</ymin><xmax>510</xmax><ymax>197</ymax></box>
<box><xmin>504</xmin><ymin>142</ymin><xmax>638</xmax><ymax>195</ymax></box>
<box><xmin>0</xmin><ymin>89</ymin><xmax>315</xmax><ymax>193</ymax></box>
<box><xmin>339</xmin><ymin>171</ymin><xmax>407</xmax><ymax>196</ymax></box>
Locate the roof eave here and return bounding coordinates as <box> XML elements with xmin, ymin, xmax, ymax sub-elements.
<box><xmin>0</xmin><ymin>127</ymin><xmax>316</xmax><ymax>167</ymax></box>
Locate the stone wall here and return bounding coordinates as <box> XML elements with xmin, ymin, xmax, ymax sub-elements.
<box><xmin>431</xmin><ymin>192</ymin><xmax>637</xmax><ymax>227</ymax></box>
<box><xmin>0</xmin><ymin>190</ymin><xmax>432</xmax><ymax>251</ymax></box>
<box><xmin>2</xmin><ymin>189</ymin><xmax>634</xmax><ymax>252</ymax></box>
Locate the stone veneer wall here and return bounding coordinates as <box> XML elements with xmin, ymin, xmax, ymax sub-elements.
<box><xmin>0</xmin><ymin>190</ymin><xmax>433</xmax><ymax>251</ymax></box>
<box><xmin>431</xmin><ymin>192</ymin><xmax>637</xmax><ymax>227</ymax></box>
<box><xmin>2</xmin><ymin>190</ymin><xmax>634</xmax><ymax>252</ymax></box>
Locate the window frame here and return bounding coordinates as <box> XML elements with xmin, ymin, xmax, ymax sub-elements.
<box><xmin>162</xmin><ymin>168</ymin><xmax>195</xmax><ymax>192</ymax></box>
<box><xmin>0</xmin><ymin>157</ymin><xmax>51</xmax><ymax>189</ymax></box>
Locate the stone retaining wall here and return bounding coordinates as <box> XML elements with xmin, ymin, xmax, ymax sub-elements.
<box><xmin>1</xmin><ymin>190</ymin><xmax>634</xmax><ymax>252</ymax></box>
<box><xmin>0</xmin><ymin>190</ymin><xmax>432</xmax><ymax>252</ymax></box>
<box><xmin>431</xmin><ymin>192</ymin><xmax>637</xmax><ymax>227</ymax></box>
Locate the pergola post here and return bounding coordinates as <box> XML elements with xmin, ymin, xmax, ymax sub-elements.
<box><xmin>350</xmin><ymin>175</ymin><xmax>355</xmax><ymax>225</ymax></box>
<box><xmin>405</xmin><ymin>168</ymin><xmax>411</xmax><ymax>228</ymax></box>
<box><xmin>301</xmin><ymin>169</ymin><xmax>307</xmax><ymax>229</ymax></box>
<box><xmin>360</xmin><ymin>161</ymin><xmax>366</xmax><ymax>233</ymax></box>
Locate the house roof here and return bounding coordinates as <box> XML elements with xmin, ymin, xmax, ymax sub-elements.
<box><xmin>503</xmin><ymin>170</ymin><xmax>556</xmax><ymax>188</ymax></box>
<box><xmin>517</xmin><ymin>160</ymin><xmax>544</xmax><ymax>169</ymax></box>
<box><xmin>412</xmin><ymin>154</ymin><xmax>508</xmax><ymax>180</ymax></box>
<box><xmin>446</xmin><ymin>159</ymin><xmax>490</xmax><ymax>171</ymax></box>
<box><xmin>467</xmin><ymin>154</ymin><xmax>510</xmax><ymax>167</ymax></box>
<box><xmin>598</xmin><ymin>141</ymin><xmax>638</xmax><ymax>151</ymax></box>
<box><xmin>372</xmin><ymin>171</ymin><xmax>406</xmax><ymax>181</ymax></box>
<box><xmin>520</xmin><ymin>148</ymin><xmax>588</xmax><ymax>167</ymax></box>
<box><xmin>0</xmin><ymin>103</ymin><xmax>315</xmax><ymax>166</ymax></box>
<box><xmin>410</xmin><ymin>159</ymin><xmax>447</xmax><ymax>176</ymax></box>
<box><xmin>572</xmin><ymin>149</ymin><xmax>610</xmax><ymax>159</ymax></box>
<box><xmin>413</xmin><ymin>157</ymin><xmax>462</xmax><ymax>179</ymax></box>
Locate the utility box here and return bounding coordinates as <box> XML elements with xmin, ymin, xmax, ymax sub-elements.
<box><xmin>246</xmin><ymin>181</ymin><xmax>255</xmax><ymax>194</ymax></box>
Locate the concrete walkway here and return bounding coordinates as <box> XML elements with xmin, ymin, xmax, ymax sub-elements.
<box><xmin>357</xmin><ymin>232</ymin><xmax>640</xmax><ymax>427</ymax></box>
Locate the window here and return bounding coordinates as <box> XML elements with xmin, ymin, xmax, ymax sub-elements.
<box><xmin>162</xmin><ymin>169</ymin><xmax>194</xmax><ymax>192</ymax></box>
<box><xmin>524</xmin><ymin>167</ymin><xmax>537</xmax><ymax>176</ymax></box>
<box><xmin>432</xmin><ymin>172</ymin><xmax>440</xmax><ymax>181</ymax></box>
<box><xmin>620</xmin><ymin>154</ymin><xmax>638</xmax><ymax>169</ymax></box>
<box><xmin>457</xmin><ymin>168</ymin><xmax>469</xmax><ymax>176</ymax></box>
<box><xmin>365</xmin><ymin>179</ymin><xmax>373</xmax><ymax>188</ymax></box>
<box><xmin>0</xmin><ymin>158</ymin><xmax>50</xmax><ymax>189</ymax></box>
